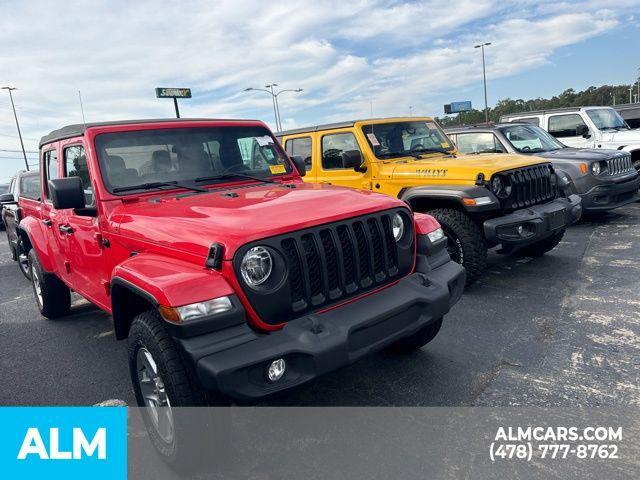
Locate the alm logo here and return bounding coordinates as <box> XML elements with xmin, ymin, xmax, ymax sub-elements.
<box><xmin>17</xmin><ymin>427</ymin><xmax>106</xmax><ymax>460</ymax></box>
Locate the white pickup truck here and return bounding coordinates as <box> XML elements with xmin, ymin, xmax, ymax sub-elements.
<box><xmin>501</xmin><ymin>106</ymin><xmax>640</xmax><ymax>171</ymax></box>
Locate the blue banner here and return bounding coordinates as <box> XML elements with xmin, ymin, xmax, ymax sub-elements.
<box><xmin>0</xmin><ymin>407</ymin><xmax>126</xmax><ymax>479</ymax></box>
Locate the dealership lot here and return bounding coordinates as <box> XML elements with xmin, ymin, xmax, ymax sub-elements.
<box><xmin>1</xmin><ymin>205</ymin><xmax>639</xmax><ymax>407</ymax></box>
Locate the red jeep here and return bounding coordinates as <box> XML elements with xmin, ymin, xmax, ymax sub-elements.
<box><xmin>19</xmin><ymin>119</ymin><xmax>464</xmax><ymax>408</ymax></box>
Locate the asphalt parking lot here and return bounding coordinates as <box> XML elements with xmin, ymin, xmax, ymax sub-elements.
<box><xmin>1</xmin><ymin>205</ymin><xmax>639</xmax><ymax>407</ymax></box>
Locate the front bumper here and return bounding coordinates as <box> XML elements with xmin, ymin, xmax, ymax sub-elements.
<box><xmin>577</xmin><ymin>175</ymin><xmax>640</xmax><ymax>212</ymax></box>
<box><xmin>176</xmin><ymin>256</ymin><xmax>465</xmax><ymax>401</ymax></box>
<box><xmin>483</xmin><ymin>195</ymin><xmax>582</xmax><ymax>249</ymax></box>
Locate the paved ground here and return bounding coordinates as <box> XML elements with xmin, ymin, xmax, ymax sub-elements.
<box><xmin>1</xmin><ymin>205</ymin><xmax>639</xmax><ymax>407</ymax></box>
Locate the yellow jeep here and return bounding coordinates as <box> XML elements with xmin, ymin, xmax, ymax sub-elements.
<box><xmin>279</xmin><ymin>117</ymin><xmax>582</xmax><ymax>285</ymax></box>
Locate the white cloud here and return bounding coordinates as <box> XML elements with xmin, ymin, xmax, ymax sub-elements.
<box><xmin>0</xmin><ymin>0</ymin><xmax>637</xmax><ymax>180</ymax></box>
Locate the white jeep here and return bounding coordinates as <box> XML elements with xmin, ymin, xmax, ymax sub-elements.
<box><xmin>501</xmin><ymin>106</ymin><xmax>640</xmax><ymax>171</ymax></box>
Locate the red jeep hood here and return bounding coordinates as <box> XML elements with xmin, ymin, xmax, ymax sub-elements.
<box><xmin>111</xmin><ymin>181</ymin><xmax>403</xmax><ymax>259</ymax></box>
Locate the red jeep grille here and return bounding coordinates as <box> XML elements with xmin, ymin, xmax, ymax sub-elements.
<box><xmin>234</xmin><ymin>209</ymin><xmax>415</xmax><ymax>325</ymax></box>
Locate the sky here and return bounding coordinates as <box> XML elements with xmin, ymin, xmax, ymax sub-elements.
<box><xmin>1</xmin><ymin>0</ymin><xmax>639</xmax><ymax>182</ymax></box>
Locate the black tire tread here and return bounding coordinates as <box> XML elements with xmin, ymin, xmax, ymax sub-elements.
<box><xmin>427</xmin><ymin>208</ymin><xmax>487</xmax><ymax>285</ymax></box>
<box><xmin>28</xmin><ymin>249</ymin><xmax>71</xmax><ymax>319</ymax></box>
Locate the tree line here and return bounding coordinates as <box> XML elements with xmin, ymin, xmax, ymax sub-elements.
<box><xmin>436</xmin><ymin>84</ymin><xmax>637</xmax><ymax>126</ymax></box>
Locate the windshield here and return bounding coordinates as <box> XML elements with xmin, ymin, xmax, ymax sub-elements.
<box><xmin>361</xmin><ymin>121</ymin><xmax>454</xmax><ymax>159</ymax></box>
<box><xmin>586</xmin><ymin>108</ymin><xmax>629</xmax><ymax>130</ymax></box>
<box><xmin>499</xmin><ymin>124</ymin><xmax>565</xmax><ymax>153</ymax></box>
<box><xmin>94</xmin><ymin>126</ymin><xmax>292</xmax><ymax>194</ymax></box>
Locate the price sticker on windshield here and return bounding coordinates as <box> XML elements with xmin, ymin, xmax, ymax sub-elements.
<box><xmin>269</xmin><ymin>164</ymin><xmax>286</xmax><ymax>174</ymax></box>
<box><xmin>255</xmin><ymin>136</ymin><xmax>274</xmax><ymax>147</ymax></box>
<box><xmin>366</xmin><ymin>133</ymin><xmax>380</xmax><ymax>146</ymax></box>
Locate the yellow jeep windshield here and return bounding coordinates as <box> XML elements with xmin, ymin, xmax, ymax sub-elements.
<box><xmin>361</xmin><ymin>121</ymin><xmax>454</xmax><ymax>160</ymax></box>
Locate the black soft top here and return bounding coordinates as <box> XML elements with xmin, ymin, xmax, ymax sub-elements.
<box><xmin>39</xmin><ymin>118</ymin><xmax>255</xmax><ymax>147</ymax></box>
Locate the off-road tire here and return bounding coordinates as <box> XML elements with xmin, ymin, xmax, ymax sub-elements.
<box><xmin>514</xmin><ymin>229</ymin><xmax>565</xmax><ymax>257</ymax></box>
<box><xmin>16</xmin><ymin>237</ymin><xmax>30</xmax><ymax>279</ymax></box>
<box><xmin>128</xmin><ymin>310</ymin><xmax>229</xmax><ymax>472</ymax></box>
<box><xmin>28</xmin><ymin>249</ymin><xmax>70</xmax><ymax>318</ymax></box>
<box><xmin>427</xmin><ymin>208</ymin><xmax>487</xmax><ymax>285</ymax></box>
<box><xmin>387</xmin><ymin>318</ymin><xmax>443</xmax><ymax>353</ymax></box>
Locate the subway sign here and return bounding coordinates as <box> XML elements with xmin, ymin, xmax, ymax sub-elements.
<box><xmin>155</xmin><ymin>87</ymin><xmax>192</xmax><ymax>98</ymax></box>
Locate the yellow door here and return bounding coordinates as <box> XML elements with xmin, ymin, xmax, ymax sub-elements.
<box><xmin>283</xmin><ymin>134</ymin><xmax>317</xmax><ymax>182</ymax></box>
<box><xmin>315</xmin><ymin>129</ymin><xmax>371</xmax><ymax>190</ymax></box>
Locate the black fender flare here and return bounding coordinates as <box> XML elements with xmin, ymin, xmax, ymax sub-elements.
<box><xmin>399</xmin><ymin>185</ymin><xmax>500</xmax><ymax>213</ymax></box>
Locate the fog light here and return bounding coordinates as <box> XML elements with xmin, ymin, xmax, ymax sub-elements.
<box><xmin>267</xmin><ymin>358</ymin><xmax>286</xmax><ymax>382</ymax></box>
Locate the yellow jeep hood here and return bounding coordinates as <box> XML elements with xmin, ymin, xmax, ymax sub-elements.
<box><xmin>384</xmin><ymin>153</ymin><xmax>549</xmax><ymax>182</ymax></box>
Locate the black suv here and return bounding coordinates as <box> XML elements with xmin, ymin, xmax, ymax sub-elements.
<box><xmin>446</xmin><ymin>123</ymin><xmax>640</xmax><ymax>213</ymax></box>
<box><xmin>0</xmin><ymin>170</ymin><xmax>41</xmax><ymax>278</ymax></box>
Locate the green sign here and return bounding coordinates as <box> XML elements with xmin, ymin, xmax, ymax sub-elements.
<box><xmin>155</xmin><ymin>87</ymin><xmax>192</xmax><ymax>99</ymax></box>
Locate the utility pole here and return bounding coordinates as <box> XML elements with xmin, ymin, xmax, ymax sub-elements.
<box><xmin>244</xmin><ymin>85</ymin><xmax>303</xmax><ymax>131</ymax></box>
<box><xmin>474</xmin><ymin>42</ymin><xmax>491</xmax><ymax>123</ymax></box>
<box><xmin>2</xmin><ymin>87</ymin><xmax>29</xmax><ymax>171</ymax></box>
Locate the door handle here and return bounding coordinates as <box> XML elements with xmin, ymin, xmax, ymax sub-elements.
<box><xmin>321</xmin><ymin>181</ymin><xmax>332</xmax><ymax>185</ymax></box>
<box><xmin>42</xmin><ymin>219</ymin><xmax>52</xmax><ymax>227</ymax></box>
<box><xmin>59</xmin><ymin>225</ymin><xmax>74</xmax><ymax>234</ymax></box>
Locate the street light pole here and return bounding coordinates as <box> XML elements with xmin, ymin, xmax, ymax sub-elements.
<box><xmin>2</xmin><ymin>87</ymin><xmax>29</xmax><ymax>171</ymax></box>
<box><xmin>474</xmin><ymin>42</ymin><xmax>491</xmax><ymax>123</ymax></box>
<box><xmin>243</xmin><ymin>85</ymin><xmax>303</xmax><ymax>131</ymax></box>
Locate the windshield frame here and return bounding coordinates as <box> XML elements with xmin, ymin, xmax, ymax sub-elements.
<box><xmin>498</xmin><ymin>124</ymin><xmax>566</xmax><ymax>153</ymax></box>
<box><xmin>585</xmin><ymin>108</ymin><xmax>629</xmax><ymax>131</ymax></box>
<box><xmin>360</xmin><ymin>120</ymin><xmax>455</xmax><ymax>161</ymax></box>
<box><xmin>93</xmin><ymin>126</ymin><xmax>293</xmax><ymax>196</ymax></box>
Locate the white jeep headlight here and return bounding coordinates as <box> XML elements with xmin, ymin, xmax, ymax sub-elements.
<box><xmin>392</xmin><ymin>213</ymin><xmax>405</xmax><ymax>242</ymax></box>
<box><xmin>241</xmin><ymin>246</ymin><xmax>273</xmax><ymax>287</ymax></box>
<box><xmin>160</xmin><ymin>296</ymin><xmax>233</xmax><ymax>323</ymax></box>
<box><xmin>590</xmin><ymin>162</ymin><xmax>601</xmax><ymax>176</ymax></box>
<box><xmin>427</xmin><ymin>227</ymin><xmax>445</xmax><ymax>243</ymax></box>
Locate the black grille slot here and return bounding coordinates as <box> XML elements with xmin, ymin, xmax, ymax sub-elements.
<box><xmin>281</xmin><ymin>238</ymin><xmax>305</xmax><ymax>307</ymax></box>
<box><xmin>337</xmin><ymin>225</ymin><xmax>357</xmax><ymax>291</ymax></box>
<box><xmin>353</xmin><ymin>221</ymin><xmax>372</xmax><ymax>287</ymax></box>
<box><xmin>501</xmin><ymin>164</ymin><xmax>556</xmax><ymax>212</ymax></box>
<box><xmin>320</xmin><ymin>229</ymin><xmax>340</xmax><ymax>293</ymax></box>
<box><xmin>381</xmin><ymin>215</ymin><xmax>398</xmax><ymax>273</ymax></box>
<box><xmin>367</xmin><ymin>218</ymin><xmax>385</xmax><ymax>279</ymax></box>
<box><xmin>236</xmin><ymin>209</ymin><xmax>415</xmax><ymax>325</ymax></box>
<box><xmin>301</xmin><ymin>234</ymin><xmax>324</xmax><ymax>303</ymax></box>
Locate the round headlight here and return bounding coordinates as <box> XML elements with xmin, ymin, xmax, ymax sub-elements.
<box><xmin>392</xmin><ymin>213</ymin><xmax>405</xmax><ymax>242</ymax></box>
<box><xmin>490</xmin><ymin>175</ymin><xmax>511</xmax><ymax>198</ymax></box>
<box><xmin>241</xmin><ymin>246</ymin><xmax>272</xmax><ymax>287</ymax></box>
<box><xmin>590</xmin><ymin>162</ymin><xmax>601</xmax><ymax>176</ymax></box>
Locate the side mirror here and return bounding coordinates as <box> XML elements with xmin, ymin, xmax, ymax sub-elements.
<box><xmin>341</xmin><ymin>150</ymin><xmax>364</xmax><ymax>171</ymax></box>
<box><xmin>576</xmin><ymin>125</ymin><xmax>590</xmax><ymax>138</ymax></box>
<box><xmin>0</xmin><ymin>193</ymin><xmax>15</xmax><ymax>204</ymax></box>
<box><xmin>49</xmin><ymin>177</ymin><xmax>86</xmax><ymax>210</ymax></box>
<box><xmin>290</xmin><ymin>155</ymin><xmax>306</xmax><ymax>177</ymax></box>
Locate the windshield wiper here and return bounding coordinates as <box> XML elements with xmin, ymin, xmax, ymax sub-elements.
<box><xmin>112</xmin><ymin>181</ymin><xmax>207</xmax><ymax>193</ymax></box>
<box><xmin>411</xmin><ymin>147</ymin><xmax>452</xmax><ymax>155</ymax></box>
<box><xmin>378</xmin><ymin>151</ymin><xmax>421</xmax><ymax>159</ymax></box>
<box><xmin>194</xmin><ymin>172</ymin><xmax>279</xmax><ymax>185</ymax></box>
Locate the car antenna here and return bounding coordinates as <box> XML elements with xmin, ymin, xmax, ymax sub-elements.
<box><xmin>78</xmin><ymin>90</ymin><xmax>87</xmax><ymax>126</ymax></box>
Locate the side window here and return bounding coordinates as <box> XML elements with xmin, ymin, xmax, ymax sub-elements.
<box><xmin>285</xmin><ymin>137</ymin><xmax>312</xmax><ymax>169</ymax></box>
<box><xmin>548</xmin><ymin>114</ymin><xmax>586</xmax><ymax>138</ymax></box>
<box><xmin>43</xmin><ymin>149</ymin><xmax>59</xmax><ymax>200</ymax></box>
<box><xmin>20</xmin><ymin>176</ymin><xmax>41</xmax><ymax>200</ymax></box>
<box><xmin>64</xmin><ymin>145</ymin><xmax>94</xmax><ymax>206</ymax></box>
<box><xmin>321</xmin><ymin>132</ymin><xmax>360</xmax><ymax>170</ymax></box>
<box><xmin>455</xmin><ymin>133</ymin><xmax>506</xmax><ymax>154</ymax></box>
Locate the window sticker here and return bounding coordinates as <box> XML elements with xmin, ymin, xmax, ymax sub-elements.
<box><xmin>366</xmin><ymin>133</ymin><xmax>380</xmax><ymax>146</ymax></box>
<box><xmin>255</xmin><ymin>135</ymin><xmax>273</xmax><ymax>147</ymax></box>
<box><xmin>269</xmin><ymin>164</ymin><xmax>286</xmax><ymax>174</ymax></box>
<box><xmin>441</xmin><ymin>142</ymin><xmax>450</xmax><ymax>148</ymax></box>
